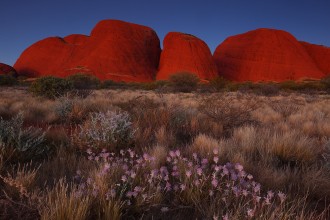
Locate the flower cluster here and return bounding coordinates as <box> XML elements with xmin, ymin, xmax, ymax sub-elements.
<box><xmin>75</xmin><ymin>148</ymin><xmax>286</xmax><ymax>218</ymax></box>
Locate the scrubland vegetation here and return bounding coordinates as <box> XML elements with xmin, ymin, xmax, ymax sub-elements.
<box><xmin>0</xmin><ymin>73</ymin><xmax>330</xmax><ymax>219</ymax></box>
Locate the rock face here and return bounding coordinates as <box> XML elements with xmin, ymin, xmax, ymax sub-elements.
<box><xmin>301</xmin><ymin>42</ymin><xmax>330</xmax><ymax>75</ymax></box>
<box><xmin>14</xmin><ymin>20</ymin><xmax>161</xmax><ymax>82</ymax></box>
<box><xmin>213</xmin><ymin>28</ymin><xmax>325</xmax><ymax>82</ymax></box>
<box><xmin>64</xmin><ymin>34</ymin><xmax>89</xmax><ymax>45</ymax></box>
<box><xmin>156</xmin><ymin>32</ymin><xmax>218</xmax><ymax>80</ymax></box>
<box><xmin>0</xmin><ymin>63</ymin><xmax>17</xmax><ymax>76</ymax></box>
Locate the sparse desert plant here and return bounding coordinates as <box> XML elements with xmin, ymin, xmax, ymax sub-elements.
<box><xmin>1</xmin><ymin>162</ymin><xmax>40</xmax><ymax>199</ymax></box>
<box><xmin>278</xmin><ymin>80</ymin><xmax>300</xmax><ymax>91</ymax></box>
<box><xmin>0</xmin><ymin>74</ymin><xmax>18</xmax><ymax>86</ymax></box>
<box><xmin>67</xmin><ymin>73</ymin><xmax>100</xmax><ymax>90</ymax></box>
<box><xmin>101</xmin><ymin>80</ymin><xmax>126</xmax><ymax>89</ymax></box>
<box><xmin>200</xmin><ymin>94</ymin><xmax>259</xmax><ymax>136</ymax></box>
<box><xmin>256</xmin><ymin>83</ymin><xmax>280</xmax><ymax>96</ymax></box>
<box><xmin>321</xmin><ymin>75</ymin><xmax>330</xmax><ymax>92</ymax></box>
<box><xmin>170</xmin><ymin>107</ymin><xmax>198</xmax><ymax>144</ymax></box>
<box><xmin>140</xmin><ymin>80</ymin><xmax>169</xmax><ymax>91</ymax></box>
<box><xmin>169</xmin><ymin>72</ymin><xmax>199</xmax><ymax>92</ymax></box>
<box><xmin>40</xmin><ymin>179</ymin><xmax>91</xmax><ymax>220</ymax></box>
<box><xmin>209</xmin><ymin>76</ymin><xmax>231</xmax><ymax>91</ymax></box>
<box><xmin>0</xmin><ymin>87</ymin><xmax>330</xmax><ymax>219</ymax></box>
<box><xmin>190</xmin><ymin>134</ymin><xmax>221</xmax><ymax>158</ymax></box>
<box><xmin>269</xmin><ymin>99</ymin><xmax>303</xmax><ymax>119</ymax></box>
<box><xmin>55</xmin><ymin>96</ymin><xmax>74</xmax><ymax>120</ymax></box>
<box><xmin>29</xmin><ymin>76</ymin><xmax>73</xmax><ymax>99</ymax></box>
<box><xmin>75</xmin><ymin>110</ymin><xmax>135</xmax><ymax>151</ymax></box>
<box><xmin>0</xmin><ymin>113</ymin><xmax>49</xmax><ymax>163</ymax></box>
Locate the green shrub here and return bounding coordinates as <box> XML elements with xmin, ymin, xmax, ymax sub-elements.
<box><xmin>236</xmin><ymin>81</ymin><xmax>260</xmax><ymax>92</ymax></box>
<box><xmin>67</xmin><ymin>73</ymin><xmax>100</xmax><ymax>89</ymax></box>
<box><xmin>140</xmin><ymin>80</ymin><xmax>168</xmax><ymax>90</ymax></box>
<box><xmin>278</xmin><ymin>80</ymin><xmax>300</xmax><ymax>91</ymax></box>
<box><xmin>321</xmin><ymin>75</ymin><xmax>330</xmax><ymax>91</ymax></box>
<box><xmin>278</xmin><ymin>80</ymin><xmax>326</xmax><ymax>92</ymax></box>
<box><xmin>29</xmin><ymin>76</ymin><xmax>73</xmax><ymax>99</ymax></box>
<box><xmin>297</xmin><ymin>81</ymin><xmax>325</xmax><ymax>92</ymax></box>
<box><xmin>0</xmin><ymin>113</ymin><xmax>49</xmax><ymax>163</ymax></box>
<box><xmin>209</xmin><ymin>76</ymin><xmax>230</xmax><ymax>91</ymax></box>
<box><xmin>0</xmin><ymin>75</ymin><xmax>17</xmax><ymax>86</ymax></box>
<box><xmin>101</xmin><ymin>80</ymin><xmax>126</xmax><ymax>89</ymax></box>
<box><xmin>255</xmin><ymin>83</ymin><xmax>280</xmax><ymax>96</ymax></box>
<box><xmin>169</xmin><ymin>72</ymin><xmax>199</xmax><ymax>92</ymax></box>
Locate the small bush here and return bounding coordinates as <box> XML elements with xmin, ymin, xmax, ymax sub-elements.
<box><xmin>169</xmin><ymin>72</ymin><xmax>199</xmax><ymax>93</ymax></box>
<box><xmin>29</xmin><ymin>76</ymin><xmax>73</xmax><ymax>99</ymax></box>
<box><xmin>200</xmin><ymin>94</ymin><xmax>259</xmax><ymax>136</ymax></box>
<box><xmin>321</xmin><ymin>75</ymin><xmax>330</xmax><ymax>92</ymax></box>
<box><xmin>55</xmin><ymin>96</ymin><xmax>74</xmax><ymax>120</ymax></box>
<box><xmin>101</xmin><ymin>80</ymin><xmax>126</xmax><ymax>89</ymax></box>
<box><xmin>278</xmin><ymin>80</ymin><xmax>300</xmax><ymax>91</ymax></box>
<box><xmin>269</xmin><ymin>99</ymin><xmax>302</xmax><ymax>119</ymax></box>
<box><xmin>256</xmin><ymin>83</ymin><xmax>280</xmax><ymax>96</ymax></box>
<box><xmin>75</xmin><ymin>111</ymin><xmax>135</xmax><ymax>151</ymax></box>
<box><xmin>67</xmin><ymin>73</ymin><xmax>100</xmax><ymax>90</ymax></box>
<box><xmin>295</xmin><ymin>81</ymin><xmax>325</xmax><ymax>92</ymax></box>
<box><xmin>0</xmin><ymin>75</ymin><xmax>18</xmax><ymax>86</ymax></box>
<box><xmin>209</xmin><ymin>76</ymin><xmax>231</xmax><ymax>91</ymax></box>
<box><xmin>0</xmin><ymin>113</ymin><xmax>49</xmax><ymax>163</ymax></box>
<box><xmin>237</xmin><ymin>81</ymin><xmax>260</xmax><ymax>93</ymax></box>
<box><xmin>140</xmin><ymin>80</ymin><xmax>168</xmax><ymax>91</ymax></box>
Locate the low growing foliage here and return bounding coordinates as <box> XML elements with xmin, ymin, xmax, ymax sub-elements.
<box><xmin>29</xmin><ymin>76</ymin><xmax>73</xmax><ymax>99</ymax></box>
<box><xmin>75</xmin><ymin>110</ymin><xmax>135</xmax><ymax>150</ymax></box>
<box><xmin>169</xmin><ymin>72</ymin><xmax>199</xmax><ymax>92</ymax></box>
<box><xmin>67</xmin><ymin>73</ymin><xmax>100</xmax><ymax>90</ymax></box>
<box><xmin>200</xmin><ymin>94</ymin><xmax>259</xmax><ymax>136</ymax></box>
<box><xmin>0</xmin><ymin>113</ymin><xmax>49</xmax><ymax>163</ymax></box>
<box><xmin>73</xmin><ymin>148</ymin><xmax>289</xmax><ymax>219</ymax></box>
<box><xmin>0</xmin><ymin>75</ymin><xmax>18</xmax><ymax>86</ymax></box>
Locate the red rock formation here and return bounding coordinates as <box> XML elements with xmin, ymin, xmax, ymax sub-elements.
<box><xmin>214</xmin><ymin>28</ymin><xmax>325</xmax><ymax>82</ymax></box>
<box><xmin>0</xmin><ymin>63</ymin><xmax>17</xmax><ymax>76</ymax></box>
<box><xmin>14</xmin><ymin>20</ymin><xmax>161</xmax><ymax>82</ymax></box>
<box><xmin>14</xmin><ymin>37</ymin><xmax>75</xmax><ymax>78</ymax></box>
<box><xmin>301</xmin><ymin>42</ymin><xmax>330</xmax><ymax>75</ymax></box>
<box><xmin>157</xmin><ymin>32</ymin><xmax>218</xmax><ymax>80</ymax></box>
<box><xmin>64</xmin><ymin>34</ymin><xmax>89</xmax><ymax>45</ymax></box>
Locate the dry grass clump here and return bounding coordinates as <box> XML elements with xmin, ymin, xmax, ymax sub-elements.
<box><xmin>0</xmin><ymin>87</ymin><xmax>330</xmax><ymax>219</ymax></box>
<box><xmin>39</xmin><ymin>179</ymin><xmax>91</xmax><ymax>220</ymax></box>
<box><xmin>200</xmin><ymin>93</ymin><xmax>260</xmax><ymax>136</ymax></box>
<box><xmin>190</xmin><ymin>134</ymin><xmax>222</xmax><ymax>158</ymax></box>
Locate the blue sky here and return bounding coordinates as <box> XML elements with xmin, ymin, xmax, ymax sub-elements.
<box><xmin>1</xmin><ymin>0</ymin><xmax>330</xmax><ymax>66</ymax></box>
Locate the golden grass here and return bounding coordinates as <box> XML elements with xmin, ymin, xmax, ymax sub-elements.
<box><xmin>40</xmin><ymin>179</ymin><xmax>91</xmax><ymax>220</ymax></box>
<box><xmin>0</xmin><ymin>87</ymin><xmax>330</xmax><ymax>219</ymax></box>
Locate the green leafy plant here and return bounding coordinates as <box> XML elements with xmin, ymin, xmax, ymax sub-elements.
<box><xmin>67</xmin><ymin>73</ymin><xmax>100</xmax><ymax>90</ymax></box>
<box><xmin>169</xmin><ymin>72</ymin><xmax>199</xmax><ymax>92</ymax></box>
<box><xmin>209</xmin><ymin>76</ymin><xmax>230</xmax><ymax>91</ymax></box>
<box><xmin>321</xmin><ymin>75</ymin><xmax>330</xmax><ymax>92</ymax></box>
<box><xmin>29</xmin><ymin>76</ymin><xmax>73</xmax><ymax>99</ymax></box>
<box><xmin>101</xmin><ymin>80</ymin><xmax>126</xmax><ymax>89</ymax></box>
<box><xmin>0</xmin><ymin>75</ymin><xmax>18</xmax><ymax>86</ymax></box>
